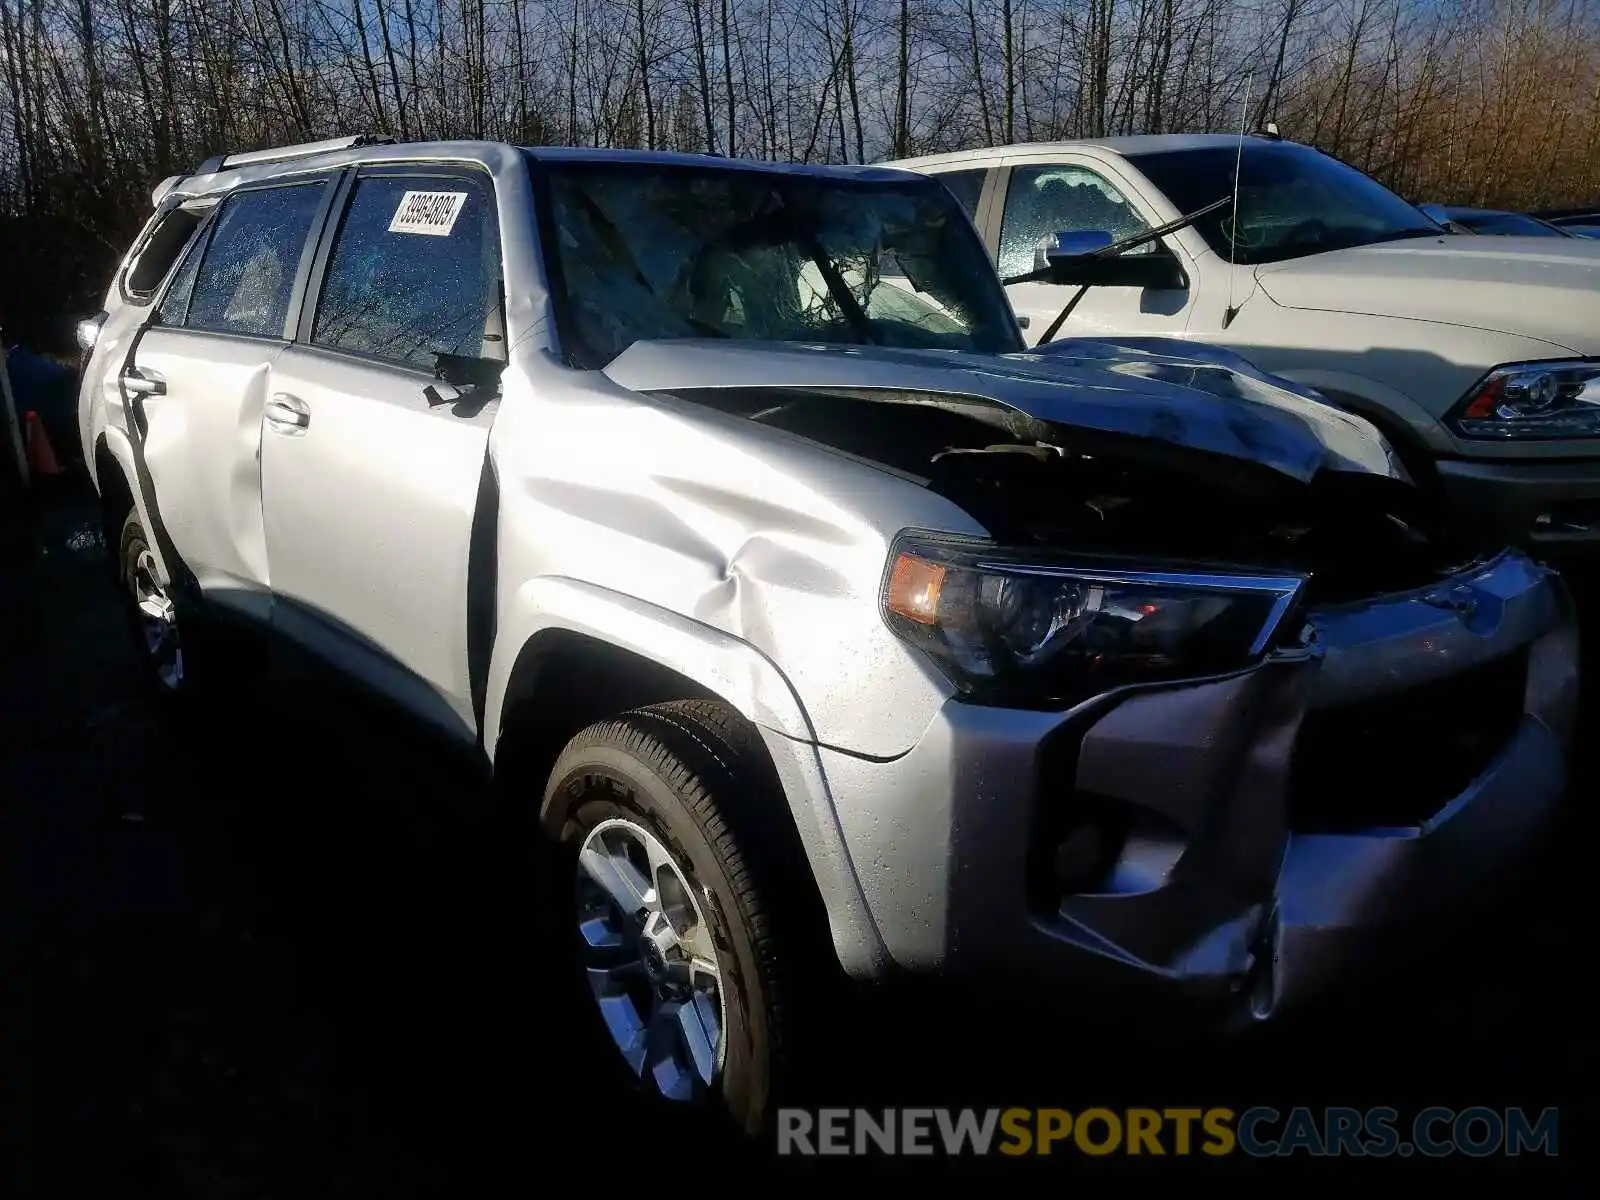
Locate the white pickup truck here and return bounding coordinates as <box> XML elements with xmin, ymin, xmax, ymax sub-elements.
<box><xmin>891</xmin><ymin>135</ymin><xmax>1600</xmax><ymax>553</ymax></box>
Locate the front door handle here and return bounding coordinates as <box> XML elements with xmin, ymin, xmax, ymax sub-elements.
<box><xmin>264</xmin><ymin>394</ymin><xmax>310</xmax><ymax>432</ymax></box>
<box><xmin>123</xmin><ymin>367</ymin><xmax>165</xmax><ymax>396</ymax></box>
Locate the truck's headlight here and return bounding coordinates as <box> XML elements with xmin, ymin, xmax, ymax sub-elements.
<box><xmin>1450</xmin><ymin>360</ymin><xmax>1600</xmax><ymax>439</ymax></box>
<box><xmin>881</xmin><ymin>534</ymin><xmax>1305</xmax><ymax>706</ymax></box>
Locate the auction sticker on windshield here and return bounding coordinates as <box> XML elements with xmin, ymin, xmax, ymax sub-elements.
<box><xmin>388</xmin><ymin>191</ymin><xmax>468</xmax><ymax>236</ymax></box>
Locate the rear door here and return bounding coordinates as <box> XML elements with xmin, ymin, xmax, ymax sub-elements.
<box><xmin>129</xmin><ymin>176</ymin><xmax>334</xmax><ymax>619</ymax></box>
<box><xmin>260</xmin><ymin>165</ymin><xmax>505</xmax><ymax>743</ymax></box>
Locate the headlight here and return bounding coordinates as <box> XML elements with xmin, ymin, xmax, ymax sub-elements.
<box><xmin>1450</xmin><ymin>360</ymin><xmax>1600</xmax><ymax>439</ymax></box>
<box><xmin>881</xmin><ymin>534</ymin><xmax>1305</xmax><ymax>706</ymax></box>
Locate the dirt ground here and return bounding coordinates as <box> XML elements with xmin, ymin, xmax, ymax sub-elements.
<box><xmin>1</xmin><ymin>475</ymin><xmax>1593</xmax><ymax>1189</ymax></box>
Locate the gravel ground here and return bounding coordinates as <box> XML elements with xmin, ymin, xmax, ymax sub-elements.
<box><xmin>1</xmin><ymin>476</ymin><xmax>1593</xmax><ymax>1189</ymax></box>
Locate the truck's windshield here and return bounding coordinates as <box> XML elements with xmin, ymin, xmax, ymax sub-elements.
<box><xmin>535</xmin><ymin>161</ymin><xmax>1023</xmax><ymax>366</ymax></box>
<box><xmin>1126</xmin><ymin>142</ymin><xmax>1442</xmax><ymax>265</ymax></box>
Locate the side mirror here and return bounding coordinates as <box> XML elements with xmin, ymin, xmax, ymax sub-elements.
<box><xmin>1037</xmin><ymin>229</ymin><xmax>1187</xmax><ymax>290</ymax></box>
<box><xmin>1035</xmin><ymin>229</ymin><xmax>1115</xmax><ymax>271</ymax></box>
<box><xmin>433</xmin><ymin>351</ymin><xmax>506</xmax><ymax>392</ymax></box>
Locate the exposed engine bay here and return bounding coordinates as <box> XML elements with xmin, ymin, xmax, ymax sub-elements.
<box><xmin>665</xmin><ymin>385</ymin><xmax>1490</xmax><ymax>604</ymax></box>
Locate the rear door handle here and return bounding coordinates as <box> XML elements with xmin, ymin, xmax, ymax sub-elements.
<box><xmin>123</xmin><ymin>367</ymin><xmax>165</xmax><ymax>396</ymax></box>
<box><xmin>264</xmin><ymin>394</ymin><xmax>310</xmax><ymax>432</ymax></box>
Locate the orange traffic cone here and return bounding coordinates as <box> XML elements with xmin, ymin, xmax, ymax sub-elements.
<box><xmin>24</xmin><ymin>410</ymin><xmax>63</xmax><ymax>477</ymax></box>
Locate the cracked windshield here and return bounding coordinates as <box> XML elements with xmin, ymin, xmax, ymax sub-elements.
<box><xmin>541</xmin><ymin>164</ymin><xmax>1019</xmax><ymax>364</ymax></box>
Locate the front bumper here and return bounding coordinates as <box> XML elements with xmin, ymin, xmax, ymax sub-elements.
<box><xmin>817</xmin><ymin>550</ymin><xmax>1579</xmax><ymax>1021</ymax></box>
<box><xmin>1437</xmin><ymin>455</ymin><xmax>1600</xmax><ymax>551</ymax></box>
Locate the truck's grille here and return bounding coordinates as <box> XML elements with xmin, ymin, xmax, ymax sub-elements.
<box><xmin>1287</xmin><ymin>648</ymin><xmax>1529</xmax><ymax>832</ymax></box>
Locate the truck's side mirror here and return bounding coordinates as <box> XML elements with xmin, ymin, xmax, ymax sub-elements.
<box><xmin>1035</xmin><ymin>229</ymin><xmax>1115</xmax><ymax>270</ymax></box>
<box><xmin>1035</xmin><ymin>229</ymin><xmax>1187</xmax><ymax>290</ymax></box>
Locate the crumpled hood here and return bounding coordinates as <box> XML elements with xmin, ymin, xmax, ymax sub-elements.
<box><xmin>604</xmin><ymin>337</ymin><xmax>1403</xmax><ymax>486</ymax></box>
<box><xmin>1254</xmin><ymin>236</ymin><xmax>1600</xmax><ymax>352</ymax></box>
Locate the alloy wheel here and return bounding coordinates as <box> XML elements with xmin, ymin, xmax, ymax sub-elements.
<box><xmin>575</xmin><ymin>817</ymin><xmax>726</xmax><ymax>1101</ymax></box>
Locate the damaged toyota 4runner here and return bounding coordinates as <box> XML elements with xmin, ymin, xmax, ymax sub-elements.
<box><xmin>78</xmin><ymin>137</ymin><xmax>1579</xmax><ymax>1134</ymax></box>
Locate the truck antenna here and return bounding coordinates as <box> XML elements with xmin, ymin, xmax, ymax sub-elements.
<box><xmin>1223</xmin><ymin>71</ymin><xmax>1253</xmax><ymax>330</ymax></box>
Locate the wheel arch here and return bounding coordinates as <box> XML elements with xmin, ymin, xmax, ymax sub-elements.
<box><xmin>489</xmin><ymin>600</ymin><xmax>891</xmax><ymax>979</ymax></box>
<box><xmin>493</xmin><ymin>631</ymin><xmax>838</xmax><ymax>953</ymax></box>
<box><xmin>484</xmin><ymin>578</ymin><xmax>815</xmax><ymax>762</ymax></box>
<box><xmin>94</xmin><ymin>430</ymin><xmax>178</xmax><ymax>584</ymax></box>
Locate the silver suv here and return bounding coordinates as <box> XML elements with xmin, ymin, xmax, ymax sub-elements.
<box><xmin>77</xmin><ymin>136</ymin><xmax>1578</xmax><ymax>1134</ymax></box>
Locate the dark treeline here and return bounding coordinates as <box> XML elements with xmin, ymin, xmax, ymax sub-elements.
<box><xmin>3</xmin><ymin>0</ymin><xmax>1598</xmax><ymax>349</ymax></box>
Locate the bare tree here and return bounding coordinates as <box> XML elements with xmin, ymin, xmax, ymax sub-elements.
<box><xmin>7</xmin><ymin>0</ymin><xmax>1600</xmax><ymax>350</ymax></box>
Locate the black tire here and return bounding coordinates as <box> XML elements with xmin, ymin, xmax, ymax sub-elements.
<box><xmin>539</xmin><ymin>700</ymin><xmax>800</xmax><ymax>1138</ymax></box>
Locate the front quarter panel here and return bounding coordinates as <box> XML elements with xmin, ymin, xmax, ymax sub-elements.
<box><xmin>485</xmin><ymin>351</ymin><xmax>987</xmax><ymax>761</ymax></box>
<box><xmin>1219</xmin><ymin>300</ymin><xmax>1580</xmax><ymax>457</ymax></box>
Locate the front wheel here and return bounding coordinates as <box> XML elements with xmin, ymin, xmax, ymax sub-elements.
<box><xmin>541</xmin><ymin>701</ymin><xmax>794</xmax><ymax>1136</ymax></box>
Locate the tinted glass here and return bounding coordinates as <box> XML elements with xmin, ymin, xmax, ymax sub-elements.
<box><xmin>539</xmin><ymin>163</ymin><xmax>1021</xmax><ymax>367</ymax></box>
<box><xmin>186</xmin><ymin>183</ymin><xmax>324</xmax><ymax>337</ymax></box>
<box><xmin>937</xmin><ymin>169</ymin><xmax>987</xmax><ymax>219</ymax></box>
<box><xmin>998</xmin><ymin>164</ymin><xmax>1154</xmax><ymax>279</ymax></box>
<box><xmin>1127</xmin><ymin>143</ymin><xmax>1440</xmax><ymax>264</ymax></box>
<box><xmin>312</xmin><ymin>173</ymin><xmax>503</xmax><ymax>369</ymax></box>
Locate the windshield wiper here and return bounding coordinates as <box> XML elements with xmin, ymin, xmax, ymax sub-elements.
<box><xmin>1004</xmin><ymin>194</ymin><xmax>1233</xmax><ymax>345</ymax></box>
<box><xmin>1002</xmin><ymin>193</ymin><xmax>1233</xmax><ymax>287</ymax></box>
<box><xmin>800</xmin><ymin>234</ymin><xmax>879</xmax><ymax>345</ymax></box>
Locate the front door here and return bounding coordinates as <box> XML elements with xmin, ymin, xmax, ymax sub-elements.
<box><xmin>260</xmin><ymin>166</ymin><xmax>505</xmax><ymax>743</ymax></box>
<box><xmin>997</xmin><ymin>160</ymin><xmax>1195</xmax><ymax>345</ymax></box>
<box><xmin>128</xmin><ymin>177</ymin><xmax>333</xmax><ymax>619</ymax></box>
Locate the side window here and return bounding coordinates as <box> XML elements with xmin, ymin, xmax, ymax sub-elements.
<box><xmin>154</xmin><ymin>216</ymin><xmax>210</xmax><ymax>327</ymax></box>
<box><xmin>935</xmin><ymin>169</ymin><xmax>987</xmax><ymax>221</ymax></box>
<box><xmin>185</xmin><ymin>182</ymin><xmax>325</xmax><ymax>338</ymax></box>
<box><xmin>998</xmin><ymin>164</ymin><xmax>1153</xmax><ymax>279</ymax></box>
<box><xmin>311</xmin><ymin>172</ymin><xmax>503</xmax><ymax>370</ymax></box>
<box><xmin>122</xmin><ymin>205</ymin><xmax>207</xmax><ymax>304</ymax></box>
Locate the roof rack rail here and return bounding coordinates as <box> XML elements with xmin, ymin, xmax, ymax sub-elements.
<box><xmin>194</xmin><ymin>133</ymin><xmax>396</xmax><ymax>175</ymax></box>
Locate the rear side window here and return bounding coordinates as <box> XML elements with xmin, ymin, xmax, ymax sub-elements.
<box><xmin>311</xmin><ymin>172</ymin><xmax>503</xmax><ymax>370</ymax></box>
<box><xmin>122</xmin><ymin>206</ymin><xmax>206</xmax><ymax>303</ymax></box>
<box><xmin>155</xmin><ymin>227</ymin><xmax>206</xmax><ymax>326</ymax></box>
<box><xmin>152</xmin><ymin>202</ymin><xmax>219</xmax><ymax>326</ymax></box>
<box><xmin>185</xmin><ymin>182</ymin><xmax>326</xmax><ymax>338</ymax></box>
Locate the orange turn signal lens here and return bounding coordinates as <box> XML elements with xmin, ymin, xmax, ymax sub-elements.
<box><xmin>887</xmin><ymin>553</ymin><xmax>946</xmax><ymax>625</ymax></box>
<box><xmin>1460</xmin><ymin>375</ymin><xmax>1503</xmax><ymax>419</ymax></box>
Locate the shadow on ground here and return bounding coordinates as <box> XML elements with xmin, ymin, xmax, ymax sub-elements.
<box><xmin>1</xmin><ymin>475</ymin><xmax>1593</xmax><ymax>1189</ymax></box>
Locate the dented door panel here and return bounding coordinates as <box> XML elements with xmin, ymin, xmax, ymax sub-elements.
<box><xmin>126</xmin><ymin>327</ymin><xmax>276</xmax><ymax>619</ymax></box>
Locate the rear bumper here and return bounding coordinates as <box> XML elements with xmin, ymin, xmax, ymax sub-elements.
<box><xmin>816</xmin><ymin>551</ymin><xmax>1578</xmax><ymax>1021</ymax></box>
<box><xmin>1437</xmin><ymin>455</ymin><xmax>1600</xmax><ymax>551</ymax></box>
